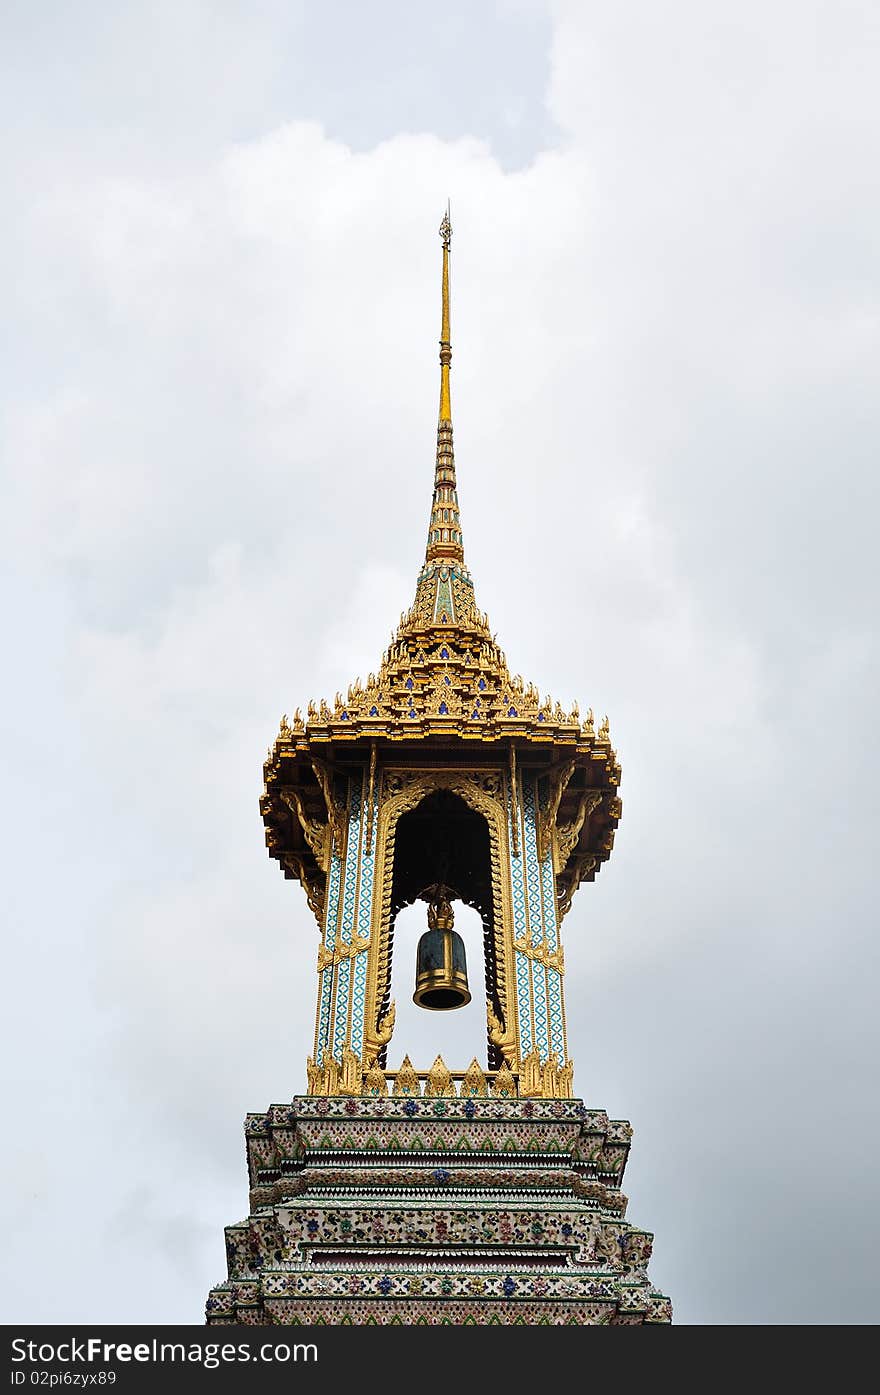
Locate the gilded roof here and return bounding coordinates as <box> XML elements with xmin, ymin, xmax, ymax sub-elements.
<box><xmin>278</xmin><ymin>211</ymin><xmax>608</xmax><ymax>752</ymax></box>
<box><xmin>261</xmin><ymin>212</ymin><xmax>621</xmax><ymax>917</ymax></box>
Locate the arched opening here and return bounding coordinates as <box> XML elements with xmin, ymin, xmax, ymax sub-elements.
<box><xmin>380</xmin><ymin>788</ymin><xmax>503</xmax><ymax>1072</ymax></box>
<box><xmin>391</xmin><ymin>788</ymin><xmax>491</xmax><ymax>913</ymax></box>
<box><xmin>388</xmin><ymin>901</ymin><xmax>485</xmax><ymax>1071</ymax></box>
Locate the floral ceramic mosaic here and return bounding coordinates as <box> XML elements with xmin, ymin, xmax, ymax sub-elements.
<box><xmin>206</xmin><ymin>1095</ymin><xmax>670</xmax><ymax>1326</ymax></box>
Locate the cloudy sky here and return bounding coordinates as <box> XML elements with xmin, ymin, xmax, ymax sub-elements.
<box><xmin>3</xmin><ymin>1</ymin><xmax>878</xmax><ymax>1325</ymax></box>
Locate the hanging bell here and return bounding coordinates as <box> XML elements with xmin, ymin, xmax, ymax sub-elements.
<box><xmin>413</xmin><ymin>892</ymin><xmax>471</xmax><ymax>1011</ymax></box>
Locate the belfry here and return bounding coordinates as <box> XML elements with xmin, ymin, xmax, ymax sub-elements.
<box><xmin>206</xmin><ymin>211</ymin><xmax>672</xmax><ymax>1325</ymax></box>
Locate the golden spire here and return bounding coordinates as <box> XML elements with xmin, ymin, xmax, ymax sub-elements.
<box><xmin>438</xmin><ymin>202</ymin><xmax>452</xmax><ymax>422</ymax></box>
<box><xmin>425</xmin><ymin>204</ymin><xmax>464</xmax><ymax>567</ymax></box>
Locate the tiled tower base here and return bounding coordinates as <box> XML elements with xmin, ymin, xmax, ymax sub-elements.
<box><xmin>205</xmin><ymin>1094</ymin><xmax>672</xmax><ymax>1325</ymax></box>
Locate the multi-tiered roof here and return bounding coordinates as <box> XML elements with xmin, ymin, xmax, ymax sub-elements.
<box><xmin>260</xmin><ymin>210</ymin><xmax>622</xmax><ymax>927</ymax></box>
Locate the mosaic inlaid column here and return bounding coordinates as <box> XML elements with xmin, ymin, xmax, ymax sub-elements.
<box><xmin>507</xmin><ymin>769</ymin><xmax>567</xmax><ymax>1068</ymax></box>
<box><xmin>313</xmin><ymin>768</ymin><xmax>379</xmax><ymax>1067</ymax></box>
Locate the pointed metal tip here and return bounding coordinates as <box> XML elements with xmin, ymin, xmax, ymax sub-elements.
<box><xmin>439</xmin><ymin>203</ymin><xmax>452</xmax><ymax>249</ymax></box>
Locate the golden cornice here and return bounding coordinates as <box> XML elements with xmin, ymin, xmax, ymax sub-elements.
<box><xmin>263</xmin><ymin>696</ymin><xmax>622</xmax><ymax>925</ymax></box>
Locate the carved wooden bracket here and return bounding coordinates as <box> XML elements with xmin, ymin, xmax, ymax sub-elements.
<box><xmin>280</xmin><ymin>789</ymin><xmax>331</xmax><ymax>872</ymax></box>
<box><xmin>556</xmin><ymin>853</ymin><xmax>599</xmax><ymax>921</ymax></box>
<box><xmin>363</xmin><ymin>1000</ymin><xmax>396</xmax><ymax>1064</ymax></box>
<box><xmin>487</xmin><ymin>1001</ymin><xmax>518</xmax><ymax>1068</ymax></box>
<box><xmin>556</xmin><ymin>789</ymin><xmax>605</xmax><ymax>871</ymax></box>
<box><xmin>536</xmin><ymin>758</ymin><xmax>576</xmax><ymax>863</ymax></box>
<box><xmin>310</xmin><ymin>757</ymin><xmax>347</xmax><ymax>853</ymax></box>
<box><xmin>280</xmin><ymin>852</ymin><xmax>326</xmax><ymax>928</ymax></box>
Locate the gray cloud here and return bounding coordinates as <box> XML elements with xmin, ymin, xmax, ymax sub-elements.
<box><xmin>2</xmin><ymin>0</ymin><xmax>878</xmax><ymax>1324</ymax></box>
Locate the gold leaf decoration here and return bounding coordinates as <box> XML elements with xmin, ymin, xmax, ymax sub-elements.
<box><xmin>338</xmin><ymin>1046</ymin><xmax>363</xmax><ymax>1096</ymax></box>
<box><xmin>425</xmin><ymin>1054</ymin><xmax>453</xmax><ymax>1097</ymax></box>
<box><xmin>393</xmin><ymin>1055</ymin><xmax>421</xmax><ymax>1097</ymax></box>
<box><xmin>362</xmin><ymin>1058</ymin><xmax>388</xmax><ymax>1096</ymax></box>
<box><xmin>492</xmin><ymin>1063</ymin><xmax>517</xmax><ymax>1098</ymax></box>
<box><xmin>460</xmin><ymin>1058</ymin><xmax>488</xmax><ymax>1098</ymax></box>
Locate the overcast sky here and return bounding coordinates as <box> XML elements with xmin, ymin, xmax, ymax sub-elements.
<box><xmin>2</xmin><ymin>0</ymin><xmax>878</xmax><ymax>1326</ymax></box>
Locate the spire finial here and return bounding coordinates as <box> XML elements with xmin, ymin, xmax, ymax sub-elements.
<box><xmin>438</xmin><ymin>202</ymin><xmax>452</xmax><ymax>422</ymax></box>
<box><xmin>421</xmin><ymin>205</ymin><xmax>463</xmax><ymax>568</ymax></box>
<box><xmin>439</xmin><ymin>201</ymin><xmax>451</xmax><ymax>250</ymax></box>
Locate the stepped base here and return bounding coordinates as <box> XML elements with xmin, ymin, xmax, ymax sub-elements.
<box><xmin>206</xmin><ymin>1094</ymin><xmax>672</xmax><ymax>1326</ymax></box>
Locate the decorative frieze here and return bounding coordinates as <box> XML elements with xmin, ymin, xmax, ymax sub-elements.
<box><xmin>206</xmin><ymin>1094</ymin><xmax>670</xmax><ymax>1327</ymax></box>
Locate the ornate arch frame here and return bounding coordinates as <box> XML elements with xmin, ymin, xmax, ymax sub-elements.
<box><xmin>363</xmin><ymin>767</ymin><xmax>518</xmax><ymax>1066</ymax></box>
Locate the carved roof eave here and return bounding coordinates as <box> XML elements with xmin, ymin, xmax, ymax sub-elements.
<box><xmin>396</xmin><ymin>619</ymin><xmax>494</xmax><ymax>648</ymax></box>
<box><xmin>261</xmin><ymin>719</ymin><xmax>621</xmax><ymax>923</ymax></box>
<box><xmin>279</xmin><ymin>717</ymin><xmax>590</xmax><ymax>748</ymax></box>
<box><xmin>265</xmin><ymin>718</ymin><xmax>617</xmax><ymax>767</ymax></box>
<box><xmin>259</xmin><ymin>753</ymin><xmax>343</xmax><ymax>929</ymax></box>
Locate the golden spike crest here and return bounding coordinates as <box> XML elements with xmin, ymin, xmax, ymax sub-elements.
<box><xmin>492</xmin><ymin>1062</ymin><xmax>517</xmax><ymax>1098</ymax></box>
<box><xmin>393</xmin><ymin>1055</ymin><xmax>420</xmax><ymax>1097</ymax></box>
<box><xmin>439</xmin><ymin>203</ymin><xmax>451</xmax><ymax>249</ymax></box>
<box><xmin>461</xmin><ymin>1058</ymin><xmax>488</xmax><ymax>1098</ymax></box>
<box><xmin>425</xmin><ymin>1054</ymin><xmax>453</xmax><ymax>1097</ymax></box>
<box><xmin>362</xmin><ymin>1058</ymin><xmax>388</xmax><ymax>1096</ymax></box>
